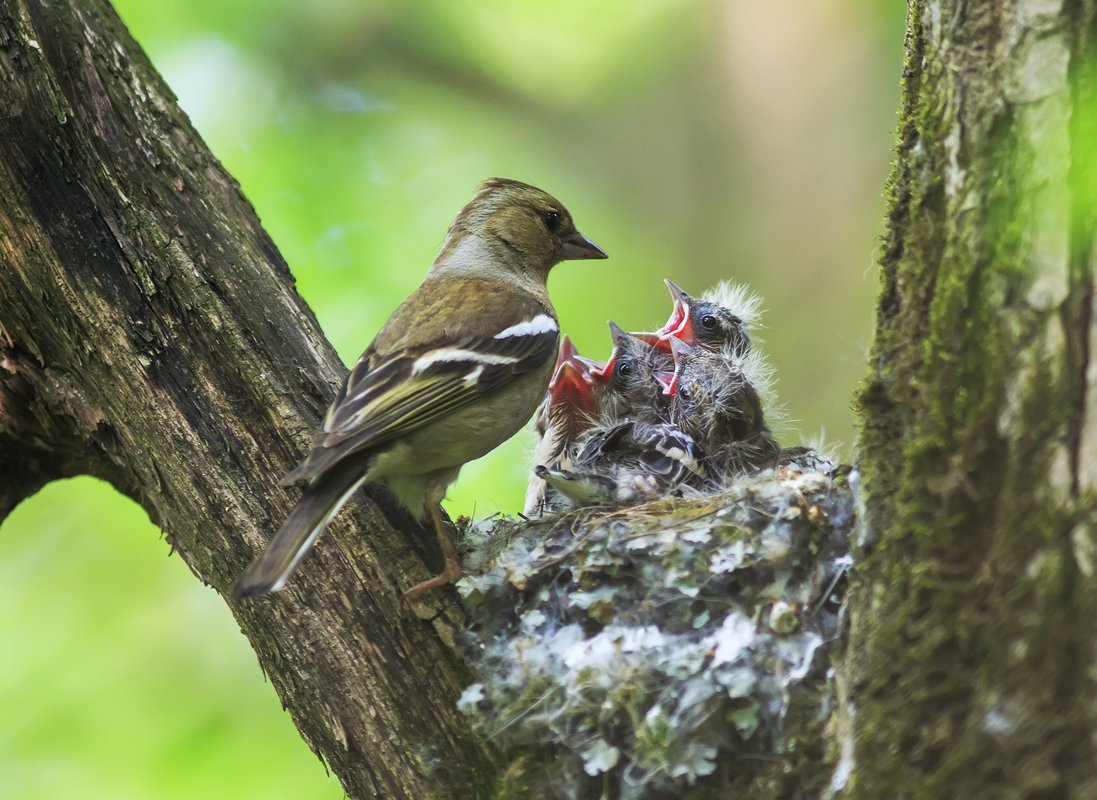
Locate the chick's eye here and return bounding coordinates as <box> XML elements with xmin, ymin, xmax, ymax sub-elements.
<box><xmin>542</xmin><ymin>211</ymin><xmax>561</xmax><ymax>232</ymax></box>
<box><xmin>699</xmin><ymin>314</ymin><xmax>719</xmax><ymax>331</ymax></box>
<box><xmin>617</xmin><ymin>360</ymin><xmax>634</xmax><ymax>377</ymax></box>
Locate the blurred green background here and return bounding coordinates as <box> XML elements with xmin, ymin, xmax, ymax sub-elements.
<box><xmin>0</xmin><ymin>1</ymin><xmax>904</xmax><ymax>797</ymax></box>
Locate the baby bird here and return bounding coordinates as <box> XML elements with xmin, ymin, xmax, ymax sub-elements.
<box><xmin>536</xmin><ymin>417</ymin><xmax>707</xmax><ymax>507</ymax></box>
<box><xmin>647</xmin><ymin>280</ymin><xmax>780</xmax><ymax>479</ymax></box>
<box><xmin>524</xmin><ymin>336</ymin><xmax>598</xmax><ymax>516</ymax></box>
<box><xmin>232</xmin><ymin>178</ymin><xmax>606</xmax><ymax>599</ymax></box>
<box><xmin>664</xmin><ymin>331</ymin><xmax>782</xmax><ymax>478</ymax></box>
<box><xmin>654</xmin><ymin>279</ymin><xmax>761</xmax><ymax>356</ymax></box>
<box><xmin>590</xmin><ymin>321</ymin><xmax>674</xmax><ymax>423</ymax></box>
<box><xmin>537</xmin><ymin>323</ymin><xmax>705</xmax><ymax>508</ymax></box>
<box><xmin>660</xmin><ymin>283</ymin><xmax>833</xmax><ymax>480</ymax></box>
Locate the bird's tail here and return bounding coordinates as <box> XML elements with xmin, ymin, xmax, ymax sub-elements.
<box><xmin>231</xmin><ymin>458</ymin><xmax>369</xmax><ymax>599</ymax></box>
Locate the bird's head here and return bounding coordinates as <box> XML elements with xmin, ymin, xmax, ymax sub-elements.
<box><xmin>447</xmin><ymin>178</ymin><xmax>606</xmax><ymax>278</ymax></box>
<box><xmin>590</xmin><ymin>322</ymin><xmax>671</xmax><ymax>417</ymax></box>
<box><xmin>654</xmin><ymin>279</ymin><xmax>753</xmax><ymax>355</ymax></box>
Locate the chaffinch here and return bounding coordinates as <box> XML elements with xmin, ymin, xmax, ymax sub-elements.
<box><xmin>523</xmin><ymin>336</ymin><xmax>599</xmax><ymax>516</ymax></box>
<box><xmin>536</xmin><ymin>323</ymin><xmax>705</xmax><ymax>509</ymax></box>
<box><xmin>663</xmin><ymin>329</ymin><xmax>782</xmax><ymax>479</ymax></box>
<box><xmin>535</xmin><ymin>418</ymin><xmax>707</xmax><ymax>507</ymax></box>
<box><xmin>589</xmin><ymin>322</ymin><xmax>674</xmax><ymax>423</ymax></box>
<box><xmin>232</xmin><ymin>178</ymin><xmax>606</xmax><ymax>599</ymax></box>
<box><xmin>653</xmin><ymin>279</ymin><xmax>760</xmax><ymax>355</ymax></box>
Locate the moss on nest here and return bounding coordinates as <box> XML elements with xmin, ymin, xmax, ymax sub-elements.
<box><xmin>458</xmin><ymin>466</ymin><xmax>855</xmax><ymax>799</ymax></box>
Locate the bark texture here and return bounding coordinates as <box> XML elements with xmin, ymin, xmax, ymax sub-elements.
<box><xmin>0</xmin><ymin>1</ymin><xmax>496</xmax><ymax>797</ymax></box>
<box><xmin>851</xmin><ymin>1</ymin><xmax>1097</xmax><ymax>796</ymax></box>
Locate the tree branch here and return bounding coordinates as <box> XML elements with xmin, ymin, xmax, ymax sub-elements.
<box><xmin>0</xmin><ymin>1</ymin><xmax>495</xmax><ymax>796</ymax></box>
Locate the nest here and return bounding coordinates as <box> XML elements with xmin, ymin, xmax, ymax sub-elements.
<box><xmin>457</xmin><ymin>465</ymin><xmax>856</xmax><ymax>799</ymax></box>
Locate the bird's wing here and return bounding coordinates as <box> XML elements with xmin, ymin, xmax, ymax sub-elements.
<box><xmin>319</xmin><ymin>312</ymin><xmax>559</xmax><ymax>454</ymax></box>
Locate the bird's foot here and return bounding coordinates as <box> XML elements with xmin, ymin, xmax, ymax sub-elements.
<box><xmin>403</xmin><ymin>560</ymin><xmax>465</xmax><ymax>599</ymax></box>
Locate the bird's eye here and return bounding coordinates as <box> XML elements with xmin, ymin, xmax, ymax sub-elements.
<box><xmin>699</xmin><ymin>314</ymin><xmax>719</xmax><ymax>331</ymax></box>
<box><xmin>617</xmin><ymin>360</ymin><xmax>634</xmax><ymax>377</ymax></box>
<box><xmin>542</xmin><ymin>211</ymin><xmax>561</xmax><ymax>232</ymax></box>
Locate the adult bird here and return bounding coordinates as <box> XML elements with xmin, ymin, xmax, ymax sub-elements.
<box><xmin>232</xmin><ymin>178</ymin><xmax>606</xmax><ymax>599</ymax></box>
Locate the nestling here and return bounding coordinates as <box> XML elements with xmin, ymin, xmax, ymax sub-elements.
<box><xmin>232</xmin><ymin>178</ymin><xmax>606</xmax><ymax>599</ymax></box>
<box><xmin>665</xmin><ymin>335</ymin><xmax>781</xmax><ymax>477</ymax></box>
<box><xmin>536</xmin><ymin>323</ymin><xmax>704</xmax><ymax>509</ymax></box>
<box><xmin>654</xmin><ymin>279</ymin><xmax>760</xmax><ymax>356</ymax></box>
<box><xmin>523</xmin><ymin>336</ymin><xmax>599</xmax><ymax>516</ymax></box>
<box><xmin>652</xmin><ymin>279</ymin><xmax>780</xmax><ymax>477</ymax></box>
<box><xmin>590</xmin><ymin>322</ymin><xmax>674</xmax><ymax>423</ymax></box>
<box><xmin>658</xmin><ymin>282</ymin><xmax>831</xmax><ymax>480</ymax></box>
<box><xmin>536</xmin><ymin>418</ymin><xmax>707</xmax><ymax>507</ymax></box>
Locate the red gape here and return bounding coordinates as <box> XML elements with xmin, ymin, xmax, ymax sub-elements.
<box><xmin>654</xmin><ymin>279</ymin><xmax>696</xmax><ymax>346</ymax></box>
<box><xmin>548</xmin><ymin>335</ymin><xmax>597</xmax><ymax>413</ymax></box>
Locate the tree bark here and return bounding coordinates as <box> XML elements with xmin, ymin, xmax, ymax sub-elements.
<box><xmin>851</xmin><ymin>0</ymin><xmax>1097</xmax><ymax>796</ymax></box>
<box><xmin>0</xmin><ymin>1</ymin><xmax>496</xmax><ymax>797</ymax></box>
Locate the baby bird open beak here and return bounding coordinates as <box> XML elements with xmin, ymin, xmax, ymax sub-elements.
<box><xmin>548</xmin><ymin>335</ymin><xmax>597</xmax><ymax>412</ymax></box>
<box><xmin>561</xmin><ymin>230</ymin><xmax>608</xmax><ymax>260</ymax></box>
<box><xmin>659</xmin><ymin>336</ymin><xmax>693</xmax><ymax>396</ymax></box>
<box><xmin>630</xmin><ymin>331</ymin><xmax>662</xmax><ymax>347</ymax></box>
<box><xmin>591</xmin><ymin>321</ymin><xmax>631</xmax><ymax>379</ymax></box>
<box><xmin>654</xmin><ymin>370</ymin><xmax>677</xmax><ymax>396</ymax></box>
<box><xmin>656</xmin><ymin>279</ymin><xmax>695</xmax><ymax>345</ymax></box>
<box><xmin>608</xmin><ymin>320</ymin><xmax>632</xmax><ymax>348</ymax></box>
<box><xmin>554</xmin><ymin>334</ymin><xmax>580</xmax><ymax>369</ymax></box>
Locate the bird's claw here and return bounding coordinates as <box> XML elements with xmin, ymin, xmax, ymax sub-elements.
<box><xmin>403</xmin><ymin>561</ymin><xmax>465</xmax><ymax>599</ymax></box>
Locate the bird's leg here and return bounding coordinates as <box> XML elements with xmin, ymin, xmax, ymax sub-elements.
<box><xmin>404</xmin><ymin>477</ymin><xmax>464</xmax><ymax>598</ymax></box>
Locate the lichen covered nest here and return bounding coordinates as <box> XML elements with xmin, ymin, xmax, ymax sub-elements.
<box><xmin>457</xmin><ymin>466</ymin><xmax>856</xmax><ymax>799</ymax></box>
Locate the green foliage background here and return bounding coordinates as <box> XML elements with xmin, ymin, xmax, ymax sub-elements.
<box><xmin>0</xmin><ymin>2</ymin><xmax>903</xmax><ymax>797</ymax></box>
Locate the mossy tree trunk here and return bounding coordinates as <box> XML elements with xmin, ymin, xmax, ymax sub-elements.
<box><xmin>850</xmin><ymin>0</ymin><xmax>1097</xmax><ymax>796</ymax></box>
<box><xmin>0</xmin><ymin>1</ymin><xmax>496</xmax><ymax>797</ymax></box>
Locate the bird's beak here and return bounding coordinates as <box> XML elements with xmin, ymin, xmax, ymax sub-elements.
<box><xmin>668</xmin><ymin>335</ymin><xmax>694</xmax><ymax>363</ymax></box>
<box><xmin>656</xmin><ymin>279</ymin><xmax>694</xmax><ymax>345</ymax></box>
<box><xmin>555</xmin><ymin>334</ymin><xmax>579</xmax><ymax>365</ymax></box>
<box><xmin>561</xmin><ymin>230</ymin><xmax>608</xmax><ymax>261</ymax></box>
<box><xmin>590</xmin><ymin>353</ymin><xmax>616</xmax><ymax>380</ymax></box>
<box><xmin>608</xmin><ymin>321</ymin><xmax>630</xmax><ymax>347</ymax></box>
<box><xmin>658</xmin><ymin>336</ymin><xmax>693</xmax><ymax>396</ymax></box>
<box><xmin>613</xmin><ymin>324</ymin><xmax>663</xmax><ymax>352</ymax></box>
<box><xmin>592</xmin><ymin>321</ymin><xmax>630</xmax><ymax>379</ymax></box>
<box><xmin>548</xmin><ymin>336</ymin><xmax>596</xmax><ymax>412</ymax></box>
<box><xmin>631</xmin><ymin>330</ymin><xmax>673</xmax><ymax>354</ymax></box>
<box><xmin>654</xmin><ymin>370</ymin><xmax>678</xmax><ymax>396</ymax></box>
